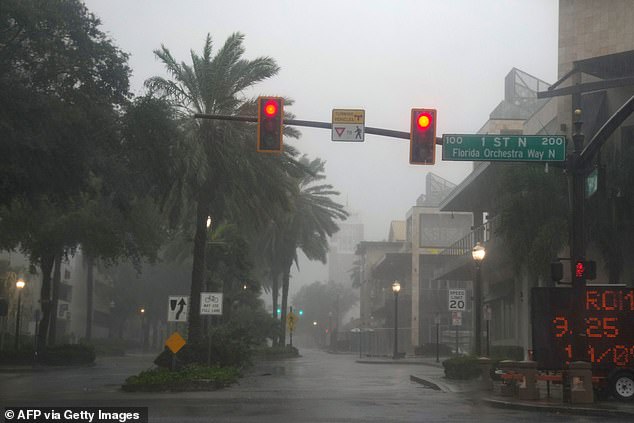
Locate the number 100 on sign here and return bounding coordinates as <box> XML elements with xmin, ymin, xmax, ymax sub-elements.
<box><xmin>449</xmin><ymin>289</ymin><xmax>466</xmax><ymax>311</ymax></box>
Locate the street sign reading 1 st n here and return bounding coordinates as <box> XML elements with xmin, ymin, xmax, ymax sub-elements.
<box><xmin>442</xmin><ymin>134</ymin><xmax>566</xmax><ymax>162</ymax></box>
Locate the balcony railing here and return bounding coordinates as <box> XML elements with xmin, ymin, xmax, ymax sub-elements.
<box><xmin>433</xmin><ymin>217</ymin><xmax>498</xmax><ymax>281</ymax></box>
<box><xmin>438</xmin><ymin>217</ymin><xmax>497</xmax><ymax>257</ymax></box>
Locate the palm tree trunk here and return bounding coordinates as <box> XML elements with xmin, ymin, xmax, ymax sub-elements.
<box><xmin>36</xmin><ymin>253</ymin><xmax>55</xmax><ymax>355</ymax></box>
<box><xmin>280</xmin><ymin>264</ymin><xmax>291</xmax><ymax>347</ymax></box>
<box><xmin>48</xmin><ymin>254</ymin><xmax>62</xmax><ymax>346</ymax></box>
<box><xmin>271</xmin><ymin>274</ymin><xmax>280</xmax><ymax>345</ymax></box>
<box><xmin>188</xmin><ymin>195</ymin><xmax>209</xmax><ymax>344</ymax></box>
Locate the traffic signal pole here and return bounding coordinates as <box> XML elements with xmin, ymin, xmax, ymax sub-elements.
<box><xmin>193</xmin><ymin>113</ymin><xmax>440</xmax><ymax>144</ymax></box>
<box><xmin>566</xmin><ymin>94</ymin><xmax>634</xmax><ymax>362</ymax></box>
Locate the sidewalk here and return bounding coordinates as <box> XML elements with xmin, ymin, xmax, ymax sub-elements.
<box><xmin>356</xmin><ymin>355</ymin><xmax>634</xmax><ymax>418</ymax></box>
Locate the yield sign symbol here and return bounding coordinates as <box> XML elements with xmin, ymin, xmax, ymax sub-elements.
<box><xmin>335</xmin><ymin>127</ymin><xmax>345</xmax><ymax>136</ymax></box>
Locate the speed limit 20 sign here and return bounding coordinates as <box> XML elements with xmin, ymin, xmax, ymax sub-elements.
<box><xmin>448</xmin><ymin>289</ymin><xmax>466</xmax><ymax>311</ymax></box>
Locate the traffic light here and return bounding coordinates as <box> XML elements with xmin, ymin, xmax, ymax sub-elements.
<box><xmin>575</xmin><ymin>260</ymin><xmax>596</xmax><ymax>281</ymax></box>
<box><xmin>276</xmin><ymin>308</ymin><xmax>281</xmax><ymax>316</ymax></box>
<box><xmin>298</xmin><ymin>309</ymin><xmax>304</xmax><ymax>316</ymax></box>
<box><xmin>551</xmin><ymin>261</ymin><xmax>563</xmax><ymax>282</ymax></box>
<box><xmin>410</xmin><ymin>108</ymin><xmax>437</xmax><ymax>165</ymax></box>
<box><xmin>257</xmin><ymin>96</ymin><xmax>284</xmax><ymax>153</ymax></box>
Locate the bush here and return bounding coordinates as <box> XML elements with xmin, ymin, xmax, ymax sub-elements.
<box><xmin>442</xmin><ymin>356</ymin><xmax>482</xmax><ymax>380</ymax></box>
<box><xmin>154</xmin><ymin>327</ymin><xmax>253</xmax><ymax>369</ymax></box>
<box><xmin>39</xmin><ymin>344</ymin><xmax>95</xmax><ymax>366</ymax></box>
<box><xmin>489</xmin><ymin>345</ymin><xmax>524</xmax><ymax>361</ymax></box>
<box><xmin>0</xmin><ymin>348</ymin><xmax>36</xmax><ymax>365</ymax></box>
<box><xmin>122</xmin><ymin>365</ymin><xmax>239</xmax><ymax>392</ymax></box>
<box><xmin>415</xmin><ymin>343</ymin><xmax>453</xmax><ymax>357</ymax></box>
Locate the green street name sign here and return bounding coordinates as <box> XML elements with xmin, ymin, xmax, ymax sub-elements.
<box><xmin>442</xmin><ymin>134</ymin><xmax>567</xmax><ymax>162</ymax></box>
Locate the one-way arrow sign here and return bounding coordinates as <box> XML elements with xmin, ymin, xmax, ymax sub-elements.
<box><xmin>168</xmin><ymin>295</ymin><xmax>189</xmax><ymax>322</ymax></box>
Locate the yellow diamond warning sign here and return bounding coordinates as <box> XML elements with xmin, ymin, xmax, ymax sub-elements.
<box><xmin>165</xmin><ymin>331</ymin><xmax>186</xmax><ymax>354</ymax></box>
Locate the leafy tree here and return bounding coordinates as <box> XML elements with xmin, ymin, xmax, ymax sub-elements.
<box><xmin>0</xmin><ymin>0</ymin><xmax>130</xmax><ymax>206</ymax></box>
<box><xmin>146</xmin><ymin>33</ymin><xmax>302</xmax><ymax>344</ymax></box>
<box><xmin>586</xmin><ymin>142</ymin><xmax>634</xmax><ymax>283</ymax></box>
<box><xmin>492</xmin><ymin>165</ymin><xmax>568</xmax><ymax>284</ymax></box>
<box><xmin>0</xmin><ymin>1</ymin><xmax>178</xmax><ymax>348</ymax></box>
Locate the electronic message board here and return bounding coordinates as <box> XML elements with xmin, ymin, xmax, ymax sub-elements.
<box><xmin>532</xmin><ymin>286</ymin><xmax>634</xmax><ymax>370</ymax></box>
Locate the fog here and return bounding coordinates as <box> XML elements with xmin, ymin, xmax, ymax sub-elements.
<box><xmin>83</xmin><ymin>0</ymin><xmax>559</xmax><ymax>288</ymax></box>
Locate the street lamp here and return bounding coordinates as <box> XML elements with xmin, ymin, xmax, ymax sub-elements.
<box><xmin>392</xmin><ymin>280</ymin><xmax>401</xmax><ymax>360</ymax></box>
<box><xmin>472</xmin><ymin>242</ymin><xmax>486</xmax><ymax>356</ymax></box>
<box><xmin>14</xmin><ymin>278</ymin><xmax>25</xmax><ymax>350</ymax></box>
<box><xmin>140</xmin><ymin>307</ymin><xmax>147</xmax><ymax>352</ymax></box>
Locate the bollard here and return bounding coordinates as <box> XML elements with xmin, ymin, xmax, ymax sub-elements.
<box><xmin>516</xmin><ymin>360</ymin><xmax>539</xmax><ymax>400</ymax></box>
<box><xmin>476</xmin><ymin>357</ymin><xmax>493</xmax><ymax>391</ymax></box>
<box><xmin>498</xmin><ymin>360</ymin><xmax>518</xmax><ymax>397</ymax></box>
<box><xmin>568</xmin><ymin>361</ymin><xmax>593</xmax><ymax>404</ymax></box>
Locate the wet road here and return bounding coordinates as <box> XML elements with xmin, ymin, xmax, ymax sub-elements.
<box><xmin>0</xmin><ymin>349</ymin><xmax>610</xmax><ymax>422</ymax></box>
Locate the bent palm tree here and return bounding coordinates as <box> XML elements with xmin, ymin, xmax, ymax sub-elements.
<box><xmin>146</xmin><ymin>33</ymin><xmax>300</xmax><ymax>344</ymax></box>
<box><xmin>270</xmin><ymin>157</ymin><xmax>348</xmax><ymax>345</ymax></box>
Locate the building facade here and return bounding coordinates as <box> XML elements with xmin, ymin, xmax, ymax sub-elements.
<box><xmin>434</xmin><ymin>0</ymin><xmax>634</xmax><ymax>357</ymax></box>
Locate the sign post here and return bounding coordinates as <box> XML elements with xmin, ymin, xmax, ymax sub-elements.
<box><xmin>452</xmin><ymin>311</ymin><xmax>462</xmax><ymax>355</ymax></box>
<box><xmin>200</xmin><ymin>292</ymin><xmax>223</xmax><ymax>366</ymax></box>
<box><xmin>287</xmin><ymin>307</ymin><xmax>298</xmax><ymax>347</ymax></box>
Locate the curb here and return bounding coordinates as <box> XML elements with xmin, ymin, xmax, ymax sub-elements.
<box><xmin>484</xmin><ymin>398</ymin><xmax>634</xmax><ymax>418</ymax></box>
<box><xmin>409</xmin><ymin>375</ymin><xmax>442</xmax><ymax>391</ymax></box>
<box><xmin>356</xmin><ymin>360</ymin><xmax>443</xmax><ymax>369</ymax></box>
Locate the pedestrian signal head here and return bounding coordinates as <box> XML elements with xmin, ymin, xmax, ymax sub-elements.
<box><xmin>410</xmin><ymin>108</ymin><xmax>436</xmax><ymax>165</ymax></box>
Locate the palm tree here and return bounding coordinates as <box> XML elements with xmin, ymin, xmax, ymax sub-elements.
<box><xmin>268</xmin><ymin>157</ymin><xmax>348</xmax><ymax>345</ymax></box>
<box><xmin>145</xmin><ymin>33</ymin><xmax>300</xmax><ymax>344</ymax></box>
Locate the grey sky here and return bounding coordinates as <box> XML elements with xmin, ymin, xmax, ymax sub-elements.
<box><xmin>83</xmin><ymin>0</ymin><xmax>559</xmax><ymax>286</ymax></box>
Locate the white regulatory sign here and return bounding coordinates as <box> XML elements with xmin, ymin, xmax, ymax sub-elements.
<box><xmin>168</xmin><ymin>296</ymin><xmax>189</xmax><ymax>322</ymax></box>
<box><xmin>332</xmin><ymin>109</ymin><xmax>365</xmax><ymax>142</ymax></box>
<box><xmin>452</xmin><ymin>311</ymin><xmax>462</xmax><ymax>326</ymax></box>
<box><xmin>200</xmin><ymin>292</ymin><xmax>223</xmax><ymax>315</ymax></box>
<box><xmin>448</xmin><ymin>289</ymin><xmax>466</xmax><ymax>311</ymax></box>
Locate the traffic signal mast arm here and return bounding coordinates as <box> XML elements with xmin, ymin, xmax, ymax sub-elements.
<box><xmin>578</xmin><ymin>93</ymin><xmax>634</xmax><ymax>168</ymax></box>
<box><xmin>193</xmin><ymin>113</ymin><xmax>442</xmax><ymax>144</ymax></box>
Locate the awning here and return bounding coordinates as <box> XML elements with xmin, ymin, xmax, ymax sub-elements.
<box><xmin>539</xmin><ymin>50</ymin><xmax>634</xmax><ymax>99</ymax></box>
<box><xmin>371</xmin><ymin>252</ymin><xmax>411</xmax><ymax>280</ymax></box>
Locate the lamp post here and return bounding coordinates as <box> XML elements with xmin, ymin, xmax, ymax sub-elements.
<box><xmin>472</xmin><ymin>242</ymin><xmax>486</xmax><ymax>356</ymax></box>
<box><xmin>140</xmin><ymin>307</ymin><xmax>147</xmax><ymax>352</ymax></box>
<box><xmin>14</xmin><ymin>278</ymin><xmax>25</xmax><ymax>350</ymax></box>
<box><xmin>392</xmin><ymin>280</ymin><xmax>401</xmax><ymax>360</ymax></box>
<box><xmin>434</xmin><ymin>313</ymin><xmax>441</xmax><ymax>363</ymax></box>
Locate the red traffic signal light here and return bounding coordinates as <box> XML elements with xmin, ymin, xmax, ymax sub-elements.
<box><xmin>575</xmin><ymin>260</ymin><xmax>596</xmax><ymax>280</ymax></box>
<box><xmin>257</xmin><ymin>96</ymin><xmax>284</xmax><ymax>153</ymax></box>
<box><xmin>410</xmin><ymin>108</ymin><xmax>436</xmax><ymax>165</ymax></box>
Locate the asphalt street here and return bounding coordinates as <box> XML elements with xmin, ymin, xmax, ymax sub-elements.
<box><xmin>0</xmin><ymin>349</ymin><xmax>618</xmax><ymax>422</ymax></box>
